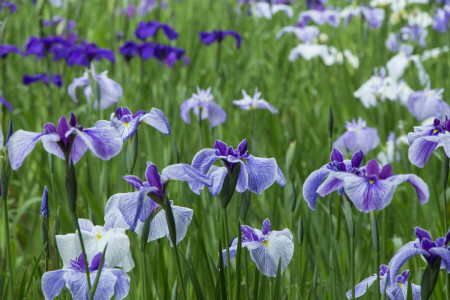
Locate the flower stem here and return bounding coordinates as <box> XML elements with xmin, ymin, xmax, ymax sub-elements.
<box><xmin>74</xmin><ymin>213</ymin><xmax>92</xmax><ymax>290</ymax></box>
<box><xmin>370</xmin><ymin>211</ymin><xmax>380</xmax><ymax>300</ymax></box>
<box><xmin>221</xmin><ymin>206</ymin><xmax>232</xmax><ymax>296</ymax></box>
<box><xmin>140</xmin><ymin>249</ymin><xmax>148</xmax><ymax>299</ymax></box>
<box><xmin>198</xmin><ymin>107</ymin><xmax>204</xmax><ymax>148</ymax></box>
<box><xmin>173</xmin><ymin>243</ymin><xmax>187</xmax><ymax>300</ymax></box>
<box><xmin>2</xmin><ymin>194</ymin><xmax>14</xmax><ymax>296</ymax></box>
<box><xmin>442</xmin><ymin>155</ymin><xmax>449</xmax><ymax>299</ymax></box>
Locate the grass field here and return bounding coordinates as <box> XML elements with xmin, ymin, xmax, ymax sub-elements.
<box><xmin>1</xmin><ymin>0</ymin><xmax>450</xmax><ymax>299</ymax></box>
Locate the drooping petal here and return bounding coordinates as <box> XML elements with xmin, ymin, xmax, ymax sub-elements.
<box><xmin>89</xmin><ymin>269</ymin><xmax>117</xmax><ymax>300</ymax></box>
<box><xmin>161</xmin><ymin>163</ymin><xmax>212</xmax><ymax>187</ymax></box>
<box><xmin>68</xmin><ymin>72</ymin><xmax>89</xmax><ymax>104</ymax></box>
<box><xmin>66</xmin><ymin>270</ymin><xmax>89</xmax><ymax>300</ymax></box>
<box><xmin>343</xmin><ymin>176</ymin><xmax>396</xmax><ymax>212</ymax></box>
<box><xmin>123</xmin><ymin>175</ymin><xmax>144</xmax><ymax>190</ymax></box>
<box><xmin>117</xmin><ymin>187</ymin><xmax>159</xmax><ymax>231</ymax></box>
<box><xmin>235</xmin><ymin>163</ymin><xmax>249</xmax><ymax>193</ymax></box>
<box><xmin>180</xmin><ymin>98</ymin><xmax>198</xmax><ymax>124</ymax></box>
<box><xmin>41</xmin><ymin>270</ymin><xmax>67</xmax><ymax>300</ymax></box>
<box><xmin>110</xmin><ymin>269</ymin><xmax>130</xmax><ymax>300</ymax></box>
<box><xmin>244</xmin><ymin>156</ymin><xmax>280</xmax><ymax>194</ymax></box>
<box><xmin>7</xmin><ymin>131</ymin><xmax>58</xmax><ymax>170</ymax></box>
<box><xmin>207</xmin><ymin>101</ymin><xmax>227</xmax><ymax>127</ymax></box>
<box><xmin>111</xmin><ymin>116</ymin><xmax>140</xmax><ymax>142</ymax></box>
<box><xmin>104</xmin><ymin>193</ymin><xmax>131</xmax><ymax>230</ymax></box>
<box><xmin>302</xmin><ymin>167</ymin><xmax>330</xmax><ymax>210</ymax></box>
<box><xmin>67</xmin><ymin>125</ymin><xmax>123</xmax><ymax>161</ymax></box>
<box><xmin>191</xmin><ymin>148</ymin><xmax>218</xmax><ymax>174</ymax></box>
<box><xmin>317</xmin><ymin>171</ymin><xmax>351</xmax><ymax>197</ymax></box>
<box><xmin>386</xmin><ymin>174</ymin><xmax>429</xmax><ymax>205</ymax></box>
<box><xmin>140</xmin><ymin>108</ymin><xmax>171</xmax><ymax>135</ymax></box>
<box><xmin>99</xmin><ymin>229</ymin><xmax>134</xmax><ymax>272</ymax></box>
<box><xmin>388</xmin><ymin>244</ymin><xmax>429</xmax><ymax>285</ymax></box>
<box><xmin>94</xmin><ymin>71</ymin><xmax>123</xmax><ymax>110</ymax></box>
<box><xmin>204</xmin><ymin>165</ymin><xmax>228</xmax><ymax>196</ymax></box>
<box><xmin>428</xmin><ymin>247</ymin><xmax>450</xmax><ymax>272</ymax></box>
<box><xmin>256</xmin><ymin>100</ymin><xmax>278</xmax><ymax>114</ymax></box>
<box><xmin>408</xmin><ymin>136</ymin><xmax>439</xmax><ymax>168</ymax></box>
<box><xmin>345</xmin><ymin>274</ymin><xmax>377</xmax><ymax>299</ymax></box>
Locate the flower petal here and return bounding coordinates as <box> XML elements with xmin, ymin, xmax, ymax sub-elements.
<box><xmin>428</xmin><ymin>247</ymin><xmax>450</xmax><ymax>272</ymax></box>
<box><xmin>302</xmin><ymin>167</ymin><xmax>330</xmax><ymax>210</ymax></box>
<box><xmin>161</xmin><ymin>163</ymin><xmax>212</xmax><ymax>187</ymax></box>
<box><xmin>110</xmin><ymin>269</ymin><xmax>130</xmax><ymax>300</ymax></box>
<box><xmin>140</xmin><ymin>108</ymin><xmax>171</xmax><ymax>135</ymax></box>
<box><xmin>385</xmin><ymin>174</ymin><xmax>429</xmax><ymax>205</ymax></box>
<box><xmin>408</xmin><ymin>137</ymin><xmax>439</xmax><ymax>168</ymax></box>
<box><xmin>244</xmin><ymin>156</ymin><xmax>280</xmax><ymax>194</ymax></box>
<box><xmin>207</xmin><ymin>101</ymin><xmax>227</xmax><ymax>127</ymax></box>
<box><xmin>388</xmin><ymin>243</ymin><xmax>429</xmax><ymax>285</ymax></box>
<box><xmin>41</xmin><ymin>269</ymin><xmax>67</xmax><ymax>299</ymax></box>
<box><xmin>55</xmin><ymin>233</ymin><xmax>80</xmax><ymax>266</ymax></box>
<box><xmin>346</xmin><ymin>274</ymin><xmax>377</xmax><ymax>299</ymax></box>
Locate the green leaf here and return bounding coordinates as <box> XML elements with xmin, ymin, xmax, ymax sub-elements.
<box><xmin>25</xmin><ymin>243</ymin><xmax>47</xmax><ymax>296</ymax></box>
<box><xmin>273</xmin><ymin>258</ymin><xmax>282</xmax><ymax>299</ymax></box>
<box><xmin>234</xmin><ymin>222</ymin><xmax>242</xmax><ymax>300</ymax></box>
<box><xmin>220</xmin><ymin>163</ymin><xmax>241</xmax><ymax>209</ymax></box>
<box><xmin>90</xmin><ymin>243</ymin><xmax>108</xmax><ymax>299</ymax></box>
<box><xmin>17</xmin><ymin>267</ymin><xmax>29</xmax><ymax>300</ymax></box>
<box><xmin>180</xmin><ymin>251</ymin><xmax>205</xmax><ymax>300</ymax></box>
<box><xmin>421</xmin><ymin>257</ymin><xmax>442</xmax><ymax>300</ymax></box>
<box><xmin>218</xmin><ymin>240</ymin><xmax>227</xmax><ymax>300</ymax></box>
<box><xmin>240</xmin><ymin>191</ymin><xmax>251</xmax><ymax>221</ymax></box>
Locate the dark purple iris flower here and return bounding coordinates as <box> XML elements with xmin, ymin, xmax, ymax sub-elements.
<box><xmin>153</xmin><ymin>43</ymin><xmax>188</xmax><ymax>67</ymax></box>
<box><xmin>0</xmin><ymin>44</ymin><xmax>24</xmax><ymax>58</ymax></box>
<box><xmin>199</xmin><ymin>30</ymin><xmax>242</xmax><ymax>49</ymax></box>
<box><xmin>66</xmin><ymin>41</ymin><xmax>115</xmax><ymax>67</ymax></box>
<box><xmin>40</xmin><ymin>186</ymin><xmax>49</xmax><ymax>218</ymax></box>
<box><xmin>23</xmin><ymin>73</ymin><xmax>62</xmax><ymax>88</ymax></box>
<box><xmin>0</xmin><ymin>1</ymin><xmax>17</xmax><ymax>14</ymax></box>
<box><xmin>135</xmin><ymin>21</ymin><xmax>178</xmax><ymax>41</ymax></box>
<box><xmin>388</xmin><ymin>227</ymin><xmax>450</xmax><ymax>286</ymax></box>
<box><xmin>119</xmin><ymin>41</ymin><xmax>156</xmax><ymax>62</ymax></box>
<box><xmin>25</xmin><ymin>36</ymin><xmax>71</xmax><ymax>60</ymax></box>
<box><xmin>302</xmin><ymin>148</ymin><xmax>363</xmax><ymax>210</ymax></box>
<box><xmin>408</xmin><ymin>116</ymin><xmax>450</xmax><ymax>168</ymax></box>
<box><xmin>7</xmin><ymin>112</ymin><xmax>123</xmax><ymax>170</ymax></box>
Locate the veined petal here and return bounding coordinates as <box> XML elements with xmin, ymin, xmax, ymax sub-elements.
<box><xmin>117</xmin><ymin>187</ymin><xmax>158</xmax><ymax>231</ymax></box>
<box><xmin>161</xmin><ymin>163</ymin><xmax>212</xmax><ymax>187</ymax></box>
<box><xmin>428</xmin><ymin>247</ymin><xmax>450</xmax><ymax>272</ymax></box>
<box><xmin>317</xmin><ymin>171</ymin><xmax>351</xmax><ymax>197</ymax></box>
<box><xmin>408</xmin><ymin>137</ymin><xmax>439</xmax><ymax>168</ymax></box>
<box><xmin>140</xmin><ymin>108</ymin><xmax>171</xmax><ymax>135</ymax></box>
<box><xmin>388</xmin><ymin>245</ymin><xmax>429</xmax><ymax>285</ymax></box>
<box><xmin>89</xmin><ymin>269</ymin><xmax>116</xmax><ymax>300</ymax></box>
<box><xmin>55</xmin><ymin>233</ymin><xmax>80</xmax><ymax>267</ymax></box>
<box><xmin>191</xmin><ymin>148</ymin><xmax>218</xmax><ymax>174</ymax></box>
<box><xmin>205</xmin><ymin>165</ymin><xmax>228</xmax><ymax>196</ymax></box>
<box><xmin>244</xmin><ymin>156</ymin><xmax>279</xmax><ymax>194</ymax></box>
<box><xmin>41</xmin><ymin>269</ymin><xmax>67</xmax><ymax>300</ymax></box>
<box><xmin>7</xmin><ymin>131</ymin><xmax>57</xmax><ymax>170</ymax></box>
<box><xmin>112</xmin><ymin>117</ymin><xmax>139</xmax><ymax>142</ymax></box>
<box><xmin>68</xmin><ymin>72</ymin><xmax>89</xmax><ymax>104</ymax></box>
<box><xmin>302</xmin><ymin>167</ymin><xmax>330</xmax><ymax>210</ymax></box>
<box><xmin>386</xmin><ymin>174</ymin><xmax>429</xmax><ymax>205</ymax></box>
<box><xmin>343</xmin><ymin>176</ymin><xmax>396</xmax><ymax>212</ymax></box>
<box><xmin>66</xmin><ymin>270</ymin><xmax>89</xmax><ymax>300</ymax></box>
<box><xmin>104</xmin><ymin>193</ymin><xmax>132</xmax><ymax>230</ymax></box>
<box><xmin>78</xmin><ymin>218</ymin><xmax>95</xmax><ymax>232</ymax></box>
<box><xmin>110</xmin><ymin>269</ymin><xmax>130</xmax><ymax>300</ymax></box>
<box><xmin>180</xmin><ymin>98</ymin><xmax>198</xmax><ymax>124</ymax></box>
<box><xmin>99</xmin><ymin>229</ymin><xmax>134</xmax><ymax>272</ymax></box>
<box><xmin>67</xmin><ymin>125</ymin><xmax>123</xmax><ymax>161</ymax></box>
<box><xmin>94</xmin><ymin>72</ymin><xmax>122</xmax><ymax>110</ymax></box>
<box><xmin>346</xmin><ymin>274</ymin><xmax>377</xmax><ymax>299</ymax></box>
<box><xmin>235</xmin><ymin>164</ymin><xmax>249</xmax><ymax>193</ymax></box>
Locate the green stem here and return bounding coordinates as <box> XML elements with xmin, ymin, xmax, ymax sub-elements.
<box><xmin>198</xmin><ymin>107</ymin><xmax>204</xmax><ymax>148</ymax></box>
<box><xmin>222</xmin><ymin>206</ymin><xmax>232</xmax><ymax>296</ymax></box>
<box><xmin>141</xmin><ymin>249</ymin><xmax>147</xmax><ymax>299</ymax></box>
<box><xmin>173</xmin><ymin>244</ymin><xmax>187</xmax><ymax>300</ymax></box>
<box><xmin>3</xmin><ymin>196</ymin><xmax>14</xmax><ymax>296</ymax></box>
<box><xmin>74</xmin><ymin>212</ymin><xmax>92</xmax><ymax>290</ymax></box>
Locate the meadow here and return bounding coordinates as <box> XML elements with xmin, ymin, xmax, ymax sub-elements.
<box><xmin>1</xmin><ymin>0</ymin><xmax>450</xmax><ymax>299</ymax></box>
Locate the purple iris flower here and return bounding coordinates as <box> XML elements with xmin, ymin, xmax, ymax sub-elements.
<box><xmin>302</xmin><ymin>148</ymin><xmax>363</xmax><ymax>210</ymax></box>
<box><xmin>385</xmin><ymin>33</ymin><xmax>399</xmax><ymax>52</ymax></box>
<box><xmin>388</xmin><ymin>227</ymin><xmax>450</xmax><ymax>287</ymax></box>
<box><xmin>104</xmin><ymin>161</ymin><xmax>212</xmax><ymax>237</ymax></box>
<box><xmin>66</xmin><ymin>41</ymin><xmax>115</xmax><ymax>67</ymax></box>
<box><xmin>406</xmin><ymin>84</ymin><xmax>448</xmax><ymax>121</ymax></box>
<box><xmin>407</xmin><ymin>116</ymin><xmax>450</xmax><ymax>167</ymax></box>
<box><xmin>222</xmin><ymin>219</ymin><xmax>294</xmax><ymax>277</ymax></box>
<box><xmin>180</xmin><ymin>87</ymin><xmax>227</xmax><ymax>128</ymax></box>
<box><xmin>297</xmin><ymin>2</ymin><xmax>340</xmax><ymax>28</ymax></box>
<box><xmin>0</xmin><ymin>92</ymin><xmax>13</xmax><ymax>112</ymax></box>
<box><xmin>138</xmin><ymin>0</ymin><xmax>167</xmax><ymax>16</ymax></box>
<box><xmin>333</xmin><ymin>118</ymin><xmax>380</xmax><ymax>154</ymax></box>
<box><xmin>24</xmin><ymin>36</ymin><xmax>71</xmax><ymax>60</ymax></box>
<box><xmin>346</xmin><ymin>265</ymin><xmax>421</xmax><ymax>300</ymax></box>
<box><xmin>135</xmin><ymin>21</ymin><xmax>178</xmax><ymax>41</ymax></box>
<box><xmin>119</xmin><ymin>41</ymin><xmax>141</xmax><ymax>61</ymax></box>
<box><xmin>23</xmin><ymin>73</ymin><xmax>62</xmax><ymax>88</ymax></box>
<box><xmin>152</xmin><ymin>43</ymin><xmax>188</xmax><ymax>67</ymax></box>
<box><xmin>40</xmin><ymin>186</ymin><xmax>49</xmax><ymax>218</ymax></box>
<box><xmin>7</xmin><ymin>112</ymin><xmax>123</xmax><ymax>170</ymax></box>
<box><xmin>41</xmin><ymin>252</ymin><xmax>130</xmax><ymax>300</ymax></box>
<box><xmin>233</xmin><ymin>88</ymin><xmax>278</xmax><ymax>113</ymax></box>
<box><xmin>0</xmin><ymin>1</ymin><xmax>17</xmax><ymax>14</ymax></box>
<box><xmin>199</xmin><ymin>30</ymin><xmax>242</xmax><ymax>49</ymax></box>
<box><xmin>191</xmin><ymin>139</ymin><xmax>286</xmax><ymax>195</ymax></box>
<box><xmin>316</xmin><ymin>158</ymin><xmax>429</xmax><ymax>213</ymax></box>
<box><xmin>432</xmin><ymin>5</ymin><xmax>450</xmax><ymax>33</ymax></box>
<box><xmin>42</xmin><ymin>16</ymin><xmax>64</xmax><ymax>27</ymax></box>
<box><xmin>400</xmin><ymin>25</ymin><xmax>427</xmax><ymax>48</ymax></box>
<box><xmin>96</xmin><ymin>106</ymin><xmax>171</xmax><ymax>142</ymax></box>
<box><xmin>118</xmin><ymin>4</ymin><xmax>136</xmax><ymax>19</ymax></box>
<box><xmin>0</xmin><ymin>44</ymin><xmax>25</xmax><ymax>58</ymax></box>
<box><xmin>68</xmin><ymin>64</ymin><xmax>122</xmax><ymax>110</ymax></box>
<box><xmin>361</xmin><ymin>6</ymin><xmax>385</xmax><ymax>29</ymax></box>
<box><xmin>119</xmin><ymin>41</ymin><xmax>163</xmax><ymax>62</ymax></box>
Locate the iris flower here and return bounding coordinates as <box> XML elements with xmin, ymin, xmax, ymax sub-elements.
<box><xmin>386</xmin><ymin>45</ymin><xmax>429</xmax><ymax>85</ymax></box>
<box><xmin>298</xmin><ymin>1</ymin><xmax>340</xmax><ymax>28</ymax></box>
<box><xmin>199</xmin><ymin>30</ymin><xmax>242</xmax><ymax>49</ymax></box>
<box><xmin>40</xmin><ymin>186</ymin><xmax>49</xmax><ymax>218</ymax></box>
<box><xmin>24</xmin><ymin>36</ymin><xmax>71</xmax><ymax>60</ymax></box>
<box><xmin>407</xmin><ymin>116</ymin><xmax>450</xmax><ymax>167</ymax></box>
<box><xmin>232</xmin><ymin>88</ymin><xmax>278</xmax><ymax>114</ymax></box>
<box><xmin>302</xmin><ymin>148</ymin><xmax>363</xmax><ymax>210</ymax></box>
<box><xmin>66</xmin><ymin>41</ymin><xmax>115</xmax><ymax>67</ymax></box>
<box><xmin>333</xmin><ymin>118</ymin><xmax>380</xmax><ymax>154</ymax></box>
<box><xmin>406</xmin><ymin>84</ymin><xmax>448</xmax><ymax>121</ymax></box>
<box><xmin>316</xmin><ymin>158</ymin><xmax>429</xmax><ymax>213</ymax></box>
<box><xmin>41</xmin><ymin>252</ymin><xmax>130</xmax><ymax>300</ymax></box>
<box><xmin>0</xmin><ymin>1</ymin><xmax>17</xmax><ymax>14</ymax></box>
<box><xmin>0</xmin><ymin>91</ymin><xmax>13</xmax><ymax>112</ymax></box>
<box><xmin>68</xmin><ymin>64</ymin><xmax>122</xmax><ymax>110</ymax></box>
<box><xmin>432</xmin><ymin>5</ymin><xmax>450</xmax><ymax>33</ymax></box>
<box><xmin>23</xmin><ymin>73</ymin><xmax>62</xmax><ymax>88</ymax></box>
<box><xmin>180</xmin><ymin>87</ymin><xmax>226</xmax><ymax>128</ymax></box>
<box><xmin>56</xmin><ymin>218</ymin><xmax>135</xmax><ymax>272</ymax></box>
<box><xmin>222</xmin><ymin>219</ymin><xmax>294</xmax><ymax>277</ymax></box>
<box><xmin>346</xmin><ymin>265</ymin><xmax>421</xmax><ymax>300</ymax></box>
<box><xmin>353</xmin><ymin>67</ymin><xmax>398</xmax><ymax>108</ymax></box>
<box><xmin>361</xmin><ymin>6</ymin><xmax>385</xmax><ymax>29</ymax></box>
<box><xmin>191</xmin><ymin>139</ymin><xmax>285</xmax><ymax>195</ymax></box>
<box><xmin>277</xmin><ymin>25</ymin><xmax>320</xmax><ymax>44</ymax></box>
<box><xmin>388</xmin><ymin>227</ymin><xmax>450</xmax><ymax>286</ymax></box>
<box><xmin>135</xmin><ymin>21</ymin><xmax>178</xmax><ymax>41</ymax></box>
<box><xmin>104</xmin><ymin>161</ymin><xmax>212</xmax><ymax>238</ymax></box>
<box><xmin>253</xmin><ymin>2</ymin><xmax>293</xmax><ymax>19</ymax></box>
<box><xmin>96</xmin><ymin>106</ymin><xmax>171</xmax><ymax>142</ymax></box>
<box><xmin>7</xmin><ymin>112</ymin><xmax>123</xmax><ymax>170</ymax></box>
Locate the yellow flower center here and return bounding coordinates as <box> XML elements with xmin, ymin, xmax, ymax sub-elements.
<box><xmin>241</xmin><ymin>158</ymin><xmax>248</xmax><ymax>164</ymax></box>
<box><xmin>96</xmin><ymin>233</ymin><xmax>102</xmax><ymax>240</ymax></box>
<box><xmin>263</xmin><ymin>240</ymin><xmax>268</xmax><ymax>247</ymax></box>
<box><xmin>369</xmin><ymin>180</ymin><xmax>374</xmax><ymax>185</ymax></box>
<box><xmin>433</xmin><ymin>129</ymin><xmax>439</xmax><ymax>135</ymax></box>
<box><xmin>124</xmin><ymin>122</ymin><xmax>129</xmax><ymax>127</ymax></box>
